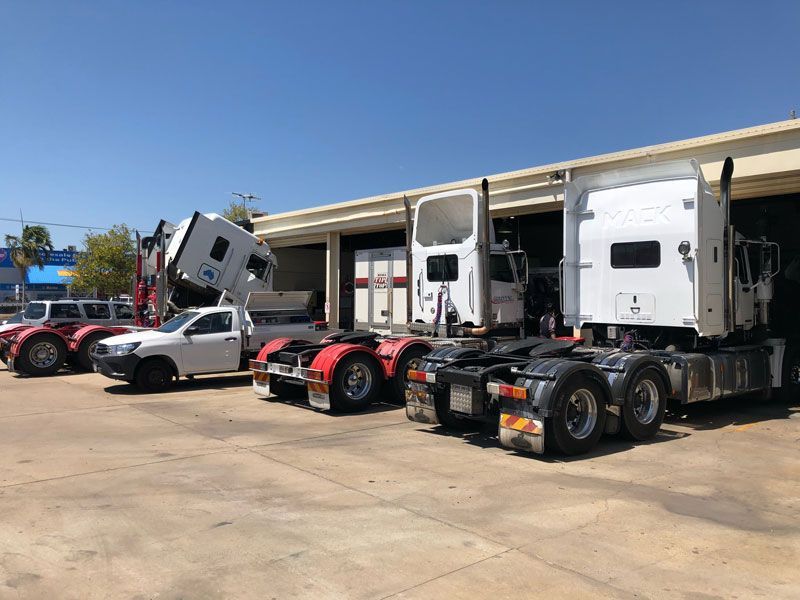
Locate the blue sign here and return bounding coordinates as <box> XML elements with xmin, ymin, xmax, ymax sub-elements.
<box><xmin>198</xmin><ymin>263</ymin><xmax>220</xmax><ymax>285</ymax></box>
<box><xmin>0</xmin><ymin>248</ymin><xmax>77</xmax><ymax>268</ymax></box>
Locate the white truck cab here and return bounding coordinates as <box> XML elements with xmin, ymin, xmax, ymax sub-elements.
<box><xmin>409</xmin><ymin>182</ymin><xmax>527</xmax><ymax>336</ymax></box>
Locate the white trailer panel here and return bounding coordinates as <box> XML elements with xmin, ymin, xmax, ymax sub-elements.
<box><xmin>354</xmin><ymin>247</ymin><xmax>407</xmax><ymax>333</ymax></box>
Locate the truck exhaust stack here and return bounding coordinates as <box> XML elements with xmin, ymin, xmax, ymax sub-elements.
<box><xmin>465</xmin><ymin>178</ymin><xmax>493</xmax><ymax>336</ymax></box>
<box><xmin>720</xmin><ymin>157</ymin><xmax>735</xmax><ymax>333</ymax></box>
<box><xmin>403</xmin><ymin>195</ymin><xmax>413</xmax><ymax>328</ymax></box>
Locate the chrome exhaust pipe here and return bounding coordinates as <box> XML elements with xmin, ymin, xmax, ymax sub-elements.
<box><xmin>720</xmin><ymin>157</ymin><xmax>735</xmax><ymax>333</ymax></box>
<box><xmin>403</xmin><ymin>195</ymin><xmax>413</xmax><ymax>328</ymax></box>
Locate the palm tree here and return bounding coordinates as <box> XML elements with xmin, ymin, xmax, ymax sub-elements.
<box><xmin>4</xmin><ymin>225</ymin><xmax>54</xmax><ymax>302</ymax></box>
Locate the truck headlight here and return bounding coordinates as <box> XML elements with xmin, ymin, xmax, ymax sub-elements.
<box><xmin>108</xmin><ymin>342</ymin><xmax>140</xmax><ymax>356</ymax></box>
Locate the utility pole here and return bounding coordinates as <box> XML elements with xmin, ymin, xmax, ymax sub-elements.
<box><xmin>231</xmin><ymin>192</ymin><xmax>261</xmax><ymax>220</ymax></box>
<box><xmin>19</xmin><ymin>209</ymin><xmax>25</xmax><ymax>304</ymax></box>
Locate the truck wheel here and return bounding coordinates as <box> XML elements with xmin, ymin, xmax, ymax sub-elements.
<box><xmin>16</xmin><ymin>335</ymin><xmax>67</xmax><ymax>376</ymax></box>
<box><xmin>620</xmin><ymin>367</ymin><xmax>666</xmax><ymax>441</ymax></box>
<box><xmin>329</xmin><ymin>354</ymin><xmax>381</xmax><ymax>413</ymax></box>
<box><xmin>270</xmin><ymin>377</ymin><xmax>306</xmax><ymax>399</ymax></box>
<box><xmin>546</xmin><ymin>376</ymin><xmax>606</xmax><ymax>455</ymax></box>
<box><xmin>391</xmin><ymin>346</ymin><xmax>430</xmax><ymax>404</ymax></box>
<box><xmin>135</xmin><ymin>359</ymin><xmax>173</xmax><ymax>393</ymax></box>
<box><xmin>780</xmin><ymin>347</ymin><xmax>800</xmax><ymax>401</ymax></box>
<box><xmin>77</xmin><ymin>332</ymin><xmax>111</xmax><ymax>372</ymax></box>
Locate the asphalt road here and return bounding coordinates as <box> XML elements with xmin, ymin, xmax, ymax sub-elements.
<box><xmin>0</xmin><ymin>367</ymin><xmax>798</xmax><ymax>599</ymax></box>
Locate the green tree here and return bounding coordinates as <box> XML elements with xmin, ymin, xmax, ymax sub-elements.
<box><xmin>71</xmin><ymin>225</ymin><xmax>136</xmax><ymax>297</ymax></box>
<box><xmin>221</xmin><ymin>199</ymin><xmax>250</xmax><ymax>223</ymax></box>
<box><xmin>4</xmin><ymin>224</ymin><xmax>54</xmax><ymax>301</ymax></box>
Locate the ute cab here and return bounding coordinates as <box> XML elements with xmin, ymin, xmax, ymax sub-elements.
<box><xmin>409</xmin><ymin>182</ymin><xmax>527</xmax><ymax>336</ymax></box>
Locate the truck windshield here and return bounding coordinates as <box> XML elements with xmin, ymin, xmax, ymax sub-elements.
<box><xmin>157</xmin><ymin>311</ymin><xmax>199</xmax><ymax>333</ymax></box>
<box><xmin>24</xmin><ymin>303</ymin><xmax>47</xmax><ymax>319</ymax></box>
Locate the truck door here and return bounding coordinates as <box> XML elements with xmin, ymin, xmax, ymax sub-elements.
<box><xmin>490</xmin><ymin>252</ymin><xmax>524</xmax><ymax>326</ymax></box>
<box><xmin>370</xmin><ymin>250</ymin><xmax>392</xmax><ymax>332</ymax></box>
<box><xmin>180</xmin><ymin>311</ymin><xmax>241</xmax><ymax>374</ymax></box>
<box><xmin>734</xmin><ymin>245</ymin><xmax>755</xmax><ymax>330</ymax></box>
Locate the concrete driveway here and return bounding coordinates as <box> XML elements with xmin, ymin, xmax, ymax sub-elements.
<box><xmin>0</xmin><ymin>368</ymin><xmax>798</xmax><ymax>599</ymax></box>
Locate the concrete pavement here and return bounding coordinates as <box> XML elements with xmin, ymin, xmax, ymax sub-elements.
<box><xmin>0</xmin><ymin>368</ymin><xmax>798</xmax><ymax>599</ymax></box>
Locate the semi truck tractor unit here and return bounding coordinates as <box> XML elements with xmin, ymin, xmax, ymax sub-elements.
<box><xmin>406</xmin><ymin>158</ymin><xmax>799</xmax><ymax>456</ymax></box>
<box><xmin>250</xmin><ymin>179</ymin><xmax>530</xmax><ymax>412</ymax></box>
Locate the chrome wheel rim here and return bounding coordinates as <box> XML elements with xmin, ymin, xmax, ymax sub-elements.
<box><xmin>29</xmin><ymin>342</ymin><xmax>58</xmax><ymax>369</ymax></box>
<box><xmin>632</xmin><ymin>379</ymin><xmax>659</xmax><ymax>425</ymax></box>
<box><xmin>565</xmin><ymin>389</ymin><xmax>597</xmax><ymax>440</ymax></box>
<box><xmin>343</xmin><ymin>363</ymin><xmax>372</xmax><ymax>400</ymax></box>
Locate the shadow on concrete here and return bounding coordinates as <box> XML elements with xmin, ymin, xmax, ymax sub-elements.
<box><xmin>104</xmin><ymin>373</ymin><xmax>253</xmax><ymax>395</ymax></box>
<box><xmin>665</xmin><ymin>393</ymin><xmax>800</xmax><ymax>431</ymax></box>
<box><xmin>256</xmin><ymin>395</ymin><xmax>402</xmax><ymax>416</ymax></box>
<box><xmin>418</xmin><ymin>424</ymin><xmax>688</xmax><ymax>461</ymax></box>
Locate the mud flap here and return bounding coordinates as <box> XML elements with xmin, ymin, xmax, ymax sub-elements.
<box><xmin>404</xmin><ymin>386</ymin><xmax>439</xmax><ymax>424</ymax></box>
<box><xmin>252</xmin><ymin>370</ymin><xmax>270</xmax><ymax>397</ymax></box>
<box><xmin>604</xmin><ymin>405</ymin><xmax>621</xmax><ymax>435</ymax></box>
<box><xmin>307</xmin><ymin>382</ymin><xmax>331</xmax><ymax>410</ymax></box>
<box><xmin>498</xmin><ymin>397</ymin><xmax>544</xmax><ymax>454</ymax></box>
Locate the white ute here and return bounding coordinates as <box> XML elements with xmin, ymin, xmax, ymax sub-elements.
<box><xmin>92</xmin><ymin>292</ymin><xmax>330</xmax><ymax>391</ymax></box>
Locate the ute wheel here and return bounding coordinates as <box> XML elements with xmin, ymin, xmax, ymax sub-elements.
<box><xmin>135</xmin><ymin>359</ymin><xmax>173</xmax><ymax>393</ymax></box>
<box><xmin>546</xmin><ymin>376</ymin><xmax>606</xmax><ymax>456</ymax></box>
<box><xmin>391</xmin><ymin>346</ymin><xmax>430</xmax><ymax>404</ymax></box>
<box><xmin>779</xmin><ymin>346</ymin><xmax>800</xmax><ymax>402</ymax></box>
<box><xmin>329</xmin><ymin>354</ymin><xmax>381</xmax><ymax>413</ymax></box>
<box><xmin>270</xmin><ymin>376</ymin><xmax>307</xmax><ymax>399</ymax></box>
<box><xmin>620</xmin><ymin>367</ymin><xmax>667</xmax><ymax>441</ymax></box>
<box><xmin>77</xmin><ymin>332</ymin><xmax>111</xmax><ymax>372</ymax></box>
<box><xmin>16</xmin><ymin>335</ymin><xmax>67</xmax><ymax>376</ymax></box>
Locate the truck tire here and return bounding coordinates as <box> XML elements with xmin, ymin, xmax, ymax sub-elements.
<box><xmin>390</xmin><ymin>346</ymin><xmax>430</xmax><ymax>404</ymax></box>
<box><xmin>76</xmin><ymin>332</ymin><xmax>112</xmax><ymax>372</ymax></box>
<box><xmin>620</xmin><ymin>367</ymin><xmax>667</xmax><ymax>441</ymax></box>
<box><xmin>135</xmin><ymin>359</ymin><xmax>174</xmax><ymax>393</ymax></box>
<box><xmin>329</xmin><ymin>353</ymin><xmax>381</xmax><ymax>413</ymax></box>
<box><xmin>780</xmin><ymin>346</ymin><xmax>800</xmax><ymax>401</ymax></box>
<box><xmin>16</xmin><ymin>335</ymin><xmax>67</xmax><ymax>377</ymax></box>
<box><xmin>269</xmin><ymin>377</ymin><xmax>306</xmax><ymax>399</ymax></box>
<box><xmin>546</xmin><ymin>376</ymin><xmax>607</xmax><ymax>456</ymax></box>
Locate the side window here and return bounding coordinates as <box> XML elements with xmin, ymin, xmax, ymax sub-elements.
<box><xmin>610</xmin><ymin>241</ymin><xmax>661</xmax><ymax>269</ymax></box>
<box><xmin>246</xmin><ymin>254</ymin><xmax>271</xmax><ymax>282</ymax></box>
<box><xmin>736</xmin><ymin>246</ymin><xmax>750</xmax><ymax>285</ymax></box>
<box><xmin>84</xmin><ymin>303</ymin><xmax>111</xmax><ymax>319</ymax></box>
<box><xmin>51</xmin><ymin>303</ymin><xmax>82</xmax><ymax>319</ymax></box>
<box><xmin>191</xmin><ymin>312</ymin><xmax>233</xmax><ymax>334</ymax></box>
<box><xmin>426</xmin><ymin>255</ymin><xmax>459</xmax><ymax>282</ymax></box>
<box><xmin>490</xmin><ymin>254</ymin><xmax>516</xmax><ymax>283</ymax></box>
<box><xmin>114</xmin><ymin>303</ymin><xmax>134</xmax><ymax>319</ymax></box>
<box><xmin>24</xmin><ymin>303</ymin><xmax>47</xmax><ymax>319</ymax></box>
<box><xmin>210</xmin><ymin>236</ymin><xmax>230</xmax><ymax>262</ymax></box>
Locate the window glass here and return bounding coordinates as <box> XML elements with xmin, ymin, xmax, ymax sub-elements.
<box><xmin>50</xmin><ymin>303</ymin><xmax>82</xmax><ymax>319</ymax></box>
<box><xmin>490</xmin><ymin>254</ymin><xmax>516</xmax><ymax>283</ymax></box>
<box><xmin>158</xmin><ymin>311</ymin><xmax>198</xmax><ymax>333</ymax></box>
<box><xmin>114</xmin><ymin>303</ymin><xmax>134</xmax><ymax>319</ymax></box>
<box><xmin>736</xmin><ymin>246</ymin><xmax>750</xmax><ymax>285</ymax></box>
<box><xmin>24</xmin><ymin>303</ymin><xmax>47</xmax><ymax>319</ymax></box>
<box><xmin>84</xmin><ymin>303</ymin><xmax>111</xmax><ymax>319</ymax></box>
<box><xmin>210</xmin><ymin>236</ymin><xmax>230</xmax><ymax>262</ymax></box>
<box><xmin>246</xmin><ymin>254</ymin><xmax>271</xmax><ymax>282</ymax></box>
<box><xmin>610</xmin><ymin>241</ymin><xmax>660</xmax><ymax>269</ymax></box>
<box><xmin>191</xmin><ymin>311</ymin><xmax>233</xmax><ymax>334</ymax></box>
<box><xmin>426</xmin><ymin>255</ymin><xmax>459</xmax><ymax>282</ymax></box>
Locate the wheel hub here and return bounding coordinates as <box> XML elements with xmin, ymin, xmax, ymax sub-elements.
<box><xmin>565</xmin><ymin>389</ymin><xmax>597</xmax><ymax>440</ymax></box>
<box><xmin>29</xmin><ymin>342</ymin><xmax>57</xmax><ymax>369</ymax></box>
<box><xmin>632</xmin><ymin>379</ymin><xmax>659</xmax><ymax>425</ymax></box>
<box><xmin>343</xmin><ymin>363</ymin><xmax>372</xmax><ymax>400</ymax></box>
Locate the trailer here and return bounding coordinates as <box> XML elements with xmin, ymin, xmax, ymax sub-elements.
<box><xmin>405</xmin><ymin>157</ymin><xmax>800</xmax><ymax>455</ymax></box>
<box><xmin>250</xmin><ymin>180</ymin><xmax>531</xmax><ymax>411</ymax></box>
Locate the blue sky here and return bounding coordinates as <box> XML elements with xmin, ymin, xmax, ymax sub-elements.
<box><xmin>1</xmin><ymin>1</ymin><xmax>798</xmax><ymax>249</ymax></box>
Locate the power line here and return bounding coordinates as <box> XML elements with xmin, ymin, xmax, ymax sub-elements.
<box><xmin>0</xmin><ymin>217</ymin><xmax>152</xmax><ymax>233</ymax></box>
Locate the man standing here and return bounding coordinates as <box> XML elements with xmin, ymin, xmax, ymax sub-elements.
<box><xmin>539</xmin><ymin>302</ymin><xmax>557</xmax><ymax>339</ymax></box>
